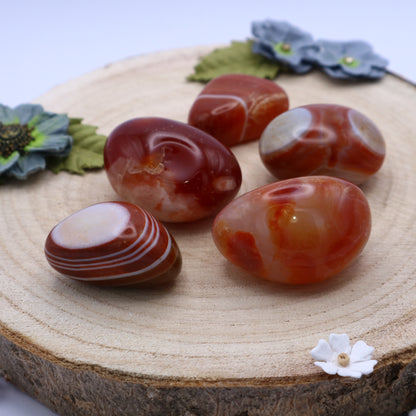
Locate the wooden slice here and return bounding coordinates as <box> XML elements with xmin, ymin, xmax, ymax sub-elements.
<box><xmin>1</xmin><ymin>45</ymin><xmax>416</xmax><ymax>415</ymax></box>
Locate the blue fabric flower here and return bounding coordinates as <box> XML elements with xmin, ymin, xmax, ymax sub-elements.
<box><xmin>0</xmin><ymin>104</ymin><xmax>72</xmax><ymax>180</ymax></box>
<box><xmin>251</xmin><ymin>20</ymin><xmax>316</xmax><ymax>73</ymax></box>
<box><xmin>307</xmin><ymin>40</ymin><xmax>389</xmax><ymax>79</ymax></box>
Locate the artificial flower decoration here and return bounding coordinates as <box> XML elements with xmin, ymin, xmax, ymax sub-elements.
<box><xmin>311</xmin><ymin>334</ymin><xmax>377</xmax><ymax>378</ymax></box>
<box><xmin>307</xmin><ymin>40</ymin><xmax>389</xmax><ymax>79</ymax></box>
<box><xmin>188</xmin><ymin>20</ymin><xmax>389</xmax><ymax>82</ymax></box>
<box><xmin>0</xmin><ymin>104</ymin><xmax>108</xmax><ymax>183</ymax></box>
<box><xmin>187</xmin><ymin>40</ymin><xmax>281</xmax><ymax>82</ymax></box>
<box><xmin>46</xmin><ymin>117</ymin><xmax>107</xmax><ymax>175</ymax></box>
<box><xmin>0</xmin><ymin>104</ymin><xmax>72</xmax><ymax>180</ymax></box>
<box><xmin>251</xmin><ymin>20</ymin><xmax>315</xmax><ymax>74</ymax></box>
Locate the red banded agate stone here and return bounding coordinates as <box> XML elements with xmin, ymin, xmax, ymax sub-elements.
<box><xmin>45</xmin><ymin>202</ymin><xmax>181</xmax><ymax>286</ymax></box>
<box><xmin>104</xmin><ymin>117</ymin><xmax>242</xmax><ymax>223</ymax></box>
<box><xmin>188</xmin><ymin>74</ymin><xmax>289</xmax><ymax>147</ymax></box>
<box><xmin>259</xmin><ymin>104</ymin><xmax>386</xmax><ymax>184</ymax></box>
<box><xmin>212</xmin><ymin>176</ymin><xmax>371</xmax><ymax>285</ymax></box>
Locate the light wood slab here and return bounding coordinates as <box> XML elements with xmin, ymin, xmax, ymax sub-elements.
<box><xmin>1</xmin><ymin>45</ymin><xmax>416</xmax><ymax>415</ymax></box>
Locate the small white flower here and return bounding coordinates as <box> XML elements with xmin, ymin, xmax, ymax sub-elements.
<box><xmin>311</xmin><ymin>334</ymin><xmax>377</xmax><ymax>378</ymax></box>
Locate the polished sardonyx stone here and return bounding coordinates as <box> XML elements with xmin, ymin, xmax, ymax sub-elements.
<box><xmin>45</xmin><ymin>201</ymin><xmax>181</xmax><ymax>286</ymax></box>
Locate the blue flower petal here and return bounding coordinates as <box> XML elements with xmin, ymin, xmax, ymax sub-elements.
<box><xmin>30</xmin><ymin>113</ymin><xmax>69</xmax><ymax>135</ymax></box>
<box><xmin>359</xmin><ymin>50</ymin><xmax>389</xmax><ymax>68</ymax></box>
<box><xmin>341</xmin><ymin>60</ymin><xmax>374</xmax><ymax>76</ymax></box>
<box><xmin>14</xmin><ymin>104</ymin><xmax>44</xmax><ymax>125</ymax></box>
<box><xmin>0</xmin><ymin>104</ymin><xmax>17</xmax><ymax>124</ymax></box>
<box><xmin>320</xmin><ymin>65</ymin><xmax>355</xmax><ymax>79</ymax></box>
<box><xmin>367</xmin><ymin>67</ymin><xmax>386</xmax><ymax>78</ymax></box>
<box><xmin>251</xmin><ymin>41</ymin><xmax>278</xmax><ymax>61</ymax></box>
<box><xmin>251</xmin><ymin>20</ymin><xmax>315</xmax><ymax>73</ymax></box>
<box><xmin>6</xmin><ymin>152</ymin><xmax>46</xmax><ymax>180</ymax></box>
<box><xmin>252</xmin><ymin>42</ymin><xmax>313</xmax><ymax>73</ymax></box>
<box><xmin>252</xmin><ymin>20</ymin><xmax>314</xmax><ymax>47</ymax></box>
<box><xmin>342</xmin><ymin>40</ymin><xmax>373</xmax><ymax>56</ymax></box>
<box><xmin>0</xmin><ymin>104</ymin><xmax>74</xmax><ymax>180</ymax></box>
<box><xmin>308</xmin><ymin>39</ymin><xmax>388</xmax><ymax>79</ymax></box>
<box><xmin>0</xmin><ymin>152</ymin><xmax>20</xmax><ymax>175</ymax></box>
<box><xmin>307</xmin><ymin>40</ymin><xmax>343</xmax><ymax>66</ymax></box>
<box><xmin>322</xmin><ymin>64</ymin><xmax>386</xmax><ymax>80</ymax></box>
<box><xmin>26</xmin><ymin>133</ymin><xmax>73</xmax><ymax>156</ymax></box>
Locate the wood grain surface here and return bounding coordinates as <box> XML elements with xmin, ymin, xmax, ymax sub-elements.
<box><xmin>1</xmin><ymin>45</ymin><xmax>416</xmax><ymax>415</ymax></box>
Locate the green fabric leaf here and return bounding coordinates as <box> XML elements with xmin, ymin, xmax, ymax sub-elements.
<box><xmin>187</xmin><ymin>40</ymin><xmax>280</xmax><ymax>82</ymax></box>
<box><xmin>46</xmin><ymin>118</ymin><xmax>106</xmax><ymax>175</ymax></box>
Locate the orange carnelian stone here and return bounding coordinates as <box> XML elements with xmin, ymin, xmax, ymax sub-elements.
<box><xmin>188</xmin><ymin>74</ymin><xmax>289</xmax><ymax>147</ymax></box>
<box><xmin>259</xmin><ymin>104</ymin><xmax>386</xmax><ymax>184</ymax></box>
<box><xmin>212</xmin><ymin>176</ymin><xmax>371</xmax><ymax>284</ymax></box>
<box><xmin>104</xmin><ymin>117</ymin><xmax>242</xmax><ymax>223</ymax></box>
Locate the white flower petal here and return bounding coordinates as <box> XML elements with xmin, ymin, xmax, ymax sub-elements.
<box><xmin>311</xmin><ymin>339</ymin><xmax>333</xmax><ymax>361</ymax></box>
<box><xmin>312</xmin><ymin>334</ymin><xmax>377</xmax><ymax>379</ymax></box>
<box><xmin>349</xmin><ymin>360</ymin><xmax>378</xmax><ymax>375</ymax></box>
<box><xmin>329</xmin><ymin>334</ymin><xmax>351</xmax><ymax>354</ymax></box>
<box><xmin>350</xmin><ymin>340</ymin><xmax>374</xmax><ymax>362</ymax></box>
<box><xmin>314</xmin><ymin>361</ymin><xmax>338</xmax><ymax>375</ymax></box>
<box><xmin>337</xmin><ymin>366</ymin><xmax>363</xmax><ymax>378</ymax></box>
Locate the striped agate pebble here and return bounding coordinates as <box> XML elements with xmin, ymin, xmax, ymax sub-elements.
<box><xmin>259</xmin><ymin>104</ymin><xmax>386</xmax><ymax>184</ymax></box>
<box><xmin>44</xmin><ymin>201</ymin><xmax>181</xmax><ymax>286</ymax></box>
<box><xmin>188</xmin><ymin>74</ymin><xmax>289</xmax><ymax>147</ymax></box>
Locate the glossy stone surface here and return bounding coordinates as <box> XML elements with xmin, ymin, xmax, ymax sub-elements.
<box><xmin>104</xmin><ymin>117</ymin><xmax>242</xmax><ymax>223</ymax></box>
<box><xmin>188</xmin><ymin>74</ymin><xmax>289</xmax><ymax>147</ymax></box>
<box><xmin>259</xmin><ymin>104</ymin><xmax>386</xmax><ymax>184</ymax></box>
<box><xmin>212</xmin><ymin>176</ymin><xmax>371</xmax><ymax>284</ymax></box>
<box><xmin>45</xmin><ymin>201</ymin><xmax>181</xmax><ymax>286</ymax></box>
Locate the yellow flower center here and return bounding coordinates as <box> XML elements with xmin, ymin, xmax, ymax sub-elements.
<box><xmin>340</xmin><ymin>56</ymin><xmax>360</xmax><ymax>68</ymax></box>
<box><xmin>337</xmin><ymin>352</ymin><xmax>350</xmax><ymax>367</ymax></box>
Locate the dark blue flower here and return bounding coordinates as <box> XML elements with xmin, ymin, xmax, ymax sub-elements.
<box><xmin>307</xmin><ymin>40</ymin><xmax>389</xmax><ymax>79</ymax></box>
<box><xmin>251</xmin><ymin>20</ymin><xmax>316</xmax><ymax>73</ymax></box>
<box><xmin>0</xmin><ymin>104</ymin><xmax>72</xmax><ymax>180</ymax></box>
